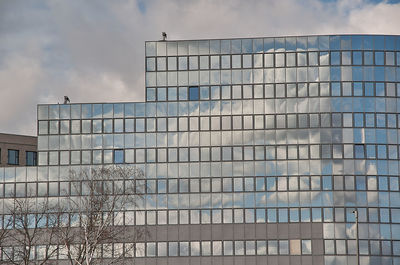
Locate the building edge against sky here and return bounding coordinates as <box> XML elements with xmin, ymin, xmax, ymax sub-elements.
<box><xmin>2</xmin><ymin>34</ymin><xmax>400</xmax><ymax>264</ymax></box>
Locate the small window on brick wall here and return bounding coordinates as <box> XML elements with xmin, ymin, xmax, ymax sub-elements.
<box><xmin>8</xmin><ymin>149</ymin><xmax>19</xmax><ymax>165</ymax></box>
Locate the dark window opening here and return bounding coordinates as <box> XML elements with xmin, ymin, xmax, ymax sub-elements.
<box><xmin>114</xmin><ymin>149</ymin><xmax>124</xmax><ymax>164</ymax></box>
<box><xmin>26</xmin><ymin>151</ymin><xmax>37</xmax><ymax>166</ymax></box>
<box><xmin>189</xmin><ymin>86</ymin><xmax>199</xmax><ymax>101</ymax></box>
<box><xmin>8</xmin><ymin>149</ymin><xmax>19</xmax><ymax>165</ymax></box>
<box><xmin>355</xmin><ymin>144</ymin><xmax>365</xmax><ymax>159</ymax></box>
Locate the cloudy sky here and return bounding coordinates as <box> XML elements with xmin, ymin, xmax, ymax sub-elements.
<box><xmin>0</xmin><ymin>0</ymin><xmax>399</xmax><ymax>136</ymax></box>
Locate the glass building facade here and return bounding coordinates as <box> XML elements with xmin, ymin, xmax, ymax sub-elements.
<box><xmin>2</xmin><ymin>34</ymin><xmax>400</xmax><ymax>264</ymax></box>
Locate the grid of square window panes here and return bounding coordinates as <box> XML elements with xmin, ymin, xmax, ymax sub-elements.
<box><xmin>0</xmin><ymin>239</ymin><xmax>314</xmax><ymax>258</ymax></box>
<box><xmin>145</xmin><ymin>35</ymin><xmax>400</xmax><ymax>102</ymax></box>
<box><xmin>3</xmin><ymin>35</ymin><xmax>400</xmax><ymax>262</ymax></box>
<box><xmin>145</xmin><ymin>34</ymin><xmax>400</xmax><ymax>264</ymax></box>
<box><xmin>36</xmin><ymin>97</ymin><xmax>400</xmax><ymax>165</ymax></box>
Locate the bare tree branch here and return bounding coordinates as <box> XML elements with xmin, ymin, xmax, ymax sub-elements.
<box><xmin>57</xmin><ymin>165</ymin><xmax>147</xmax><ymax>265</ymax></box>
<box><xmin>0</xmin><ymin>194</ymin><xmax>62</xmax><ymax>265</ymax></box>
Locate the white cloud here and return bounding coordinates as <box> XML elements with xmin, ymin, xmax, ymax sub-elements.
<box><xmin>348</xmin><ymin>2</ymin><xmax>400</xmax><ymax>33</ymax></box>
<box><xmin>0</xmin><ymin>54</ymin><xmax>43</xmax><ymax>135</ymax></box>
<box><xmin>61</xmin><ymin>70</ymin><xmax>143</xmax><ymax>103</ymax></box>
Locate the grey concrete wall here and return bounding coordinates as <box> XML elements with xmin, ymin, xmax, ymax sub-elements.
<box><xmin>140</xmin><ymin>223</ymin><xmax>323</xmax><ymax>243</ymax></box>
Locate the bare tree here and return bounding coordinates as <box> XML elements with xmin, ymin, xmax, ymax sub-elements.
<box><xmin>1</xmin><ymin>196</ymin><xmax>61</xmax><ymax>265</ymax></box>
<box><xmin>0</xmin><ymin>215</ymin><xmax>8</xmax><ymax>250</ymax></box>
<box><xmin>58</xmin><ymin>166</ymin><xmax>147</xmax><ymax>265</ymax></box>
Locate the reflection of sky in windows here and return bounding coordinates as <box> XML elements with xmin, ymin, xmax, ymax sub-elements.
<box><xmin>9</xmin><ymin>35</ymin><xmax>400</xmax><ymax>259</ymax></box>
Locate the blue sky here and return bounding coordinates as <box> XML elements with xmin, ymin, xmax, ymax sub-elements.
<box><xmin>369</xmin><ymin>0</ymin><xmax>400</xmax><ymax>3</ymax></box>
<box><xmin>137</xmin><ymin>0</ymin><xmax>147</xmax><ymax>13</ymax></box>
<box><xmin>0</xmin><ymin>0</ymin><xmax>399</xmax><ymax>135</ymax></box>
